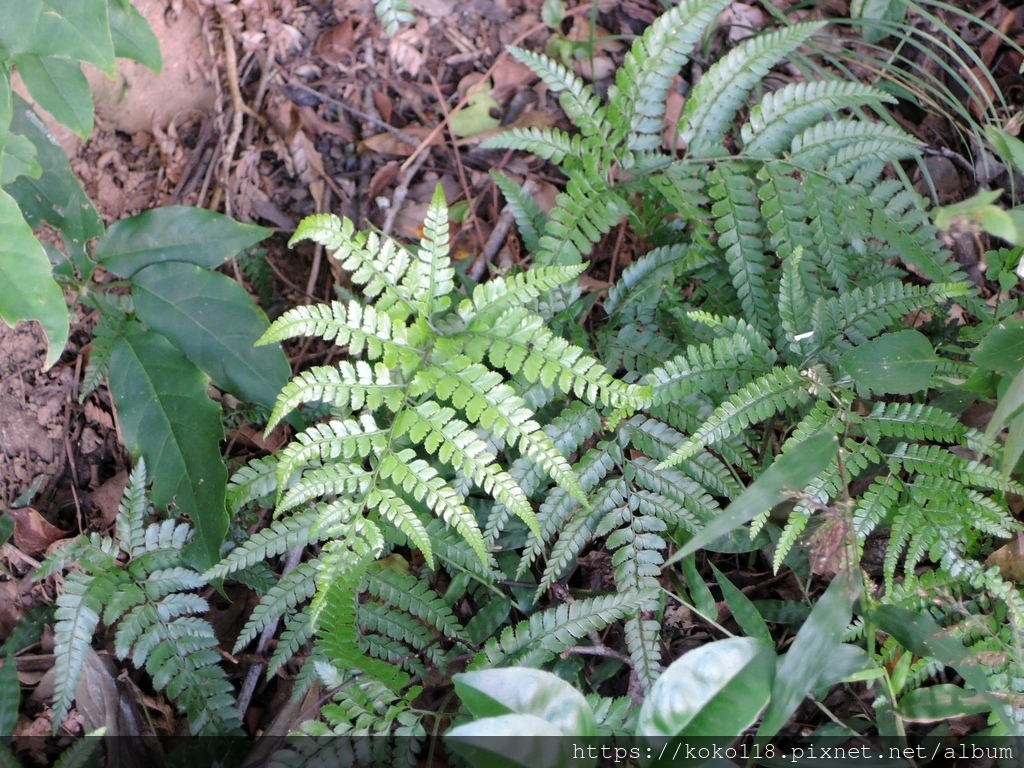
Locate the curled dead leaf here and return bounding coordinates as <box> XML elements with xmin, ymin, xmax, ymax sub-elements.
<box><xmin>8</xmin><ymin>508</ymin><xmax>67</xmax><ymax>558</ymax></box>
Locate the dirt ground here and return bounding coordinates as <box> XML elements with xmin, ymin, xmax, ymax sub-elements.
<box><xmin>3</xmin><ymin>0</ymin><xmax>1024</xmax><ymax>748</ymax></box>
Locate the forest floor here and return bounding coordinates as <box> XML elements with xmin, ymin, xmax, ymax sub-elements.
<box><xmin>3</xmin><ymin>0</ymin><xmax>1024</xmax><ymax>754</ymax></box>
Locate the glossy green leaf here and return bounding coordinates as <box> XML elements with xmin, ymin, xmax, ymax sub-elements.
<box><xmin>1</xmin><ymin>134</ymin><xmax>42</xmax><ymax>186</ymax></box>
<box><xmin>1005</xmin><ymin>410</ymin><xmax>1024</xmax><ymax>477</ymax></box>
<box><xmin>108</xmin><ymin>0</ymin><xmax>161</xmax><ymax>72</ymax></box>
<box><xmin>95</xmin><ymin>207</ymin><xmax>270</xmax><ymax>278</ymax></box>
<box><xmin>679</xmin><ymin>554</ymin><xmax>716</xmax><ymax>618</ymax></box>
<box><xmin>986</xmin><ymin>126</ymin><xmax>1024</xmax><ymax>175</ymax></box>
<box><xmin>711</xmin><ymin>563</ymin><xmax>771</xmax><ymax>643</ymax></box>
<box><xmin>447</xmin><ymin>714</ymin><xmax>588</xmax><ymax>768</ymax></box>
<box><xmin>454</xmin><ymin>669</ymin><xmax>596</xmax><ymax>736</ymax></box>
<box><xmin>758</xmin><ymin>573</ymin><xmax>859</xmax><ymax>738</ymax></box>
<box><xmin>810</xmin><ymin>643</ymin><xmax>872</xmax><ymax>699</ymax></box>
<box><xmin>14</xmin><ymin>55</ymin><xmax>94</xmax><ymax>138</ymax></box>
<box><xmin>0</xmin><ymin>513</ymin><xmax>13</xmax><ymax>547</ymax></box>
<box><xmin>0</xmin><ymin>0</ymin><xmax>115</xmax><ymax>75</ymax></box>
<box><xmin>898</xmin><ymin>684</ymin><xmax>992</xmax><ymax>722</ymax></box>
<box><xmin>665</xmin><ymin>432</ymin><xmax>837</xmax><ymax>566</ymax></box>
<box><xmin>6</xmin><ymin>95</ymin><xmax>104</xmax><ymax>270</ymax></box>
<box><xmin>839</xmin><ymin>330</ymin><xmax>938</xmax><ymax>395</ymax></box>
<box><xmin>638</xmin><ymin>637</ymin><xmax>774</xmax><ymax>739</ymax></box>
<box><xmin>973</xmin><ymin>320</ymin><xmax>1024</xmax><ymax>376</ymax></box>
<box><xmin>0</xmin><ymin>189</ymin><xmax>68</xmax><ymax>369</ymax></box>
<box><xmin>131</xmin><ymin>262</ymin><xmax>290</xmax><ymax>412</ymax></box>
<box><xmin>108</xmin><ymin>324</ymin><xmax>227</xmax><ymax>569</ymax></box>
<box><xmin>870</xmin><ymin>604</ymin><xmax>1008</xmax><ymax>732</ymax></box>
<box><xmin>0</xmin><ymin>649</ymin><xmax>18</xmax><ymax>736</ymax></box>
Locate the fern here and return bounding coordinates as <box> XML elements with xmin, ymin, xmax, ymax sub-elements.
<box><xmin>38</xmin><ymin>460</ymin><xmax>241</xmax><ymax>735</ymax></box>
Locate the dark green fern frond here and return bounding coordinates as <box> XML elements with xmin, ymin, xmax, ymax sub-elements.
<box><xmin>471</xmin><ymin>592</ymin><xmax>644</xmax><ymax>669</ymax></box>
<box><xmin>661</xmin><ymin>365</ymin><xmax>819</xmax><ymax>467</ymax></box>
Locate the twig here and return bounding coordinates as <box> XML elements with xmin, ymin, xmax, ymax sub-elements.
<box><xmin>561</xmin><ymin>644</ymin><xmax>633</xmax><ymax>666</ymax></box>
<box><xmin>382</xmin><ymin>151</ymin><xmax>429</xmax><ymax>237</ymax></box>
<box><xmin>235</xmin><ymin>545</ymin><xmax>305</xmax><ymax>719</ymax></box>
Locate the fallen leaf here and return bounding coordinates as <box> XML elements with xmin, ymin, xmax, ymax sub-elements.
<box><xmin>449</xmin><ymin>77</ymin><xmax>502</xmax><ymax>138</ymax></box>
<box><xmin>8</xmin><ymin>508</ymin><xmax>67</xmax><ymax>558</ymax></box>
<box><xmin>89</xmin><ymin>471</ymin><xmax>130</xmax><ymax>530</ymax></box>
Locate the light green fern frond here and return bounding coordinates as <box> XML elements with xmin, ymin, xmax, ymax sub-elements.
<box><xmin>607</xmin><ymin>0</ymin><xmax>732</xmax><ymax>155</ymax></box>
<box><xmin>680</xmin><ymin>22</ymin><xmax>827</xmax><ymax>156</ymax></box>
<box><xmin>742</xmin><ymin>80</ymin><xmax>896</xmax><ymax>156</ymax></box>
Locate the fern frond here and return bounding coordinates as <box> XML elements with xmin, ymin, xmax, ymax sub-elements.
<box><xmin>679</xmin><ymin>22</ymin><xmax>827</xmax><ymax>156</ymax></box>
<box><xmin>415</xmin><ymin>358</ymin><xmax>585</xmax><ymax>502</ymax></box>
<box><xmin>207</xmin><ymin>510</ymin><xmax>320</xmax><ymax>581</ymax></box>
<box><xmin>405</xmin><ymin>185</ymin><xmax>455</xmax><ymax>317</ymax></box>
<box><xmin>116</xmin><ymin>459</ymin><xmax>151</xmax><ymax>559</ymax></box>
<box><xmin>490</xmin><ymin>172</ymin><xmax>548</xmax><ymax>253</ymax></box>
<box><xmin>604</xmin><ymin>244</ymin><xmax>686</xmax><ymax>317</ymax></box>
<box><xmin>484</xmin><ymin>126</ymin><xmax>586</xmax><ymax>167</ymax></box>
<box><xmin>269</xmin><ymin>611</ymin><xmax>313</xmax><ymax>676</ymax></box>
<box><xmin>227</xmin><ymin>455</ymin><xmax>279</xmax><ymax>514</ymax></box>
<box><xmin>891</xmin><ymin>444</ymin><xmax>1024</xmax><ymax>496</ymax></box>
<box><xmin>645</xmin><ymin>333</ymin><xmax>764</xmax><ymax>406</ymax></box>
<box><xmin>377</xmin><ymin>448</ymin><xmax>487</xmax><ymax>566</ymax></box>
<box><xmin>661</xmin><ymin>366</ymin><xmax>818</xmax><ymax>467</ymax></box>
<box><xmin>538</xmin><ymin>477</ymin><xmax>628</xmax><ymax>593</ymax></box>
<box><xmin>313</xmin><ymin>533</ymin><xmax>409</xmax><ymax>693</ymax></box>
<box><xmin>363</xmin><ymin>565</ymin><xmax>465</xmax><ymax>641</ymax></box>
<box><xmin>607</xmin><ymin>0</ymin><xmax>732</xmax><ymax>154</ymax></box>
<box><xmin>472</xmin><ymin>592</ymin><xmax>646</xmax><ymax>669</ymax></box>
<box><xmin>51</xmin><ymin>573</ymin><xmax>105</xmax><ymax>727</ymax></box>
<box><xmin>787</xmin><ymin>120</ymin><xmax>920</xmax><ymax>170</ymax></box>
<box><xmin>709</xmin><ymin>165</ymin><xmax>774</xmax><ymax>335</ymax></box>
<box><xmin>235</xmin><ymin>562</ymin><xmax>319</xmax><ymax>652</ymax></box>
<box><xmin>277</xmin><ymin>414</ymin><xmax>389</xmax><ymax>482</ymax></box>
<box><xmin>534</xmin><ymin>172</ymin><xmax>630</xmax><ymax>267</ymax></box>
<box><xmin>466</xmin><ymin>264</ymin><xmax>586</xmax><ymax>320</ymax></box>
<box><xmin>505</xmin><ymin>47</ymin><xmax>610</xmax><ymax>144</ymax></box>
<box><xmin>267</xmin><ymin>362</ymin><xmax>404</xmax><ymax>432</ymax></box>
<box><xmin>373</xmin><ymin>0</ymin><xmax>414</xmax><ymax>36</ymax></box>
<box><xmin>368</xmin><ymin>489</ymin><xmax>435</xmax><ymax>568</ymax></box>
<box><xmin>258</xmin><ymin>301</ymin><xmax>411</xmax><ymax>364</ymax></box>
<box><xmin>277</xmin><ymin>463</ymin><xmax>371</xmax><ymax>512</ymax></box>
<box><xmin>395</xmin><ymin>401</ymin><xmax>537</xmax><ymax>535</ymax></box>
<box><xmin>742</xmin><ymin>80</ymin><xmax>894</xmax><ymax>156</ymax></box>
<box><xmin>778</xmin><ymin>245</ymin><xmax>813</xmax><ymax>354</ymax></box>
<box><xmin>862</xmin><ymin>402</ymin><xmax>965</xmax><ymax>444</ymax></box>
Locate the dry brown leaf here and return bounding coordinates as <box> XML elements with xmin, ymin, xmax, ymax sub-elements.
<box><xmin>986</xmin><ymin>538</ymin><xmax>1024</xmax><ymax>582</ymax></box>
<box><xmin>314</xmin><ymin>18</ymin><xmax>357</xmax><ymax>66</ymax></box>
<box><xmin>89</xmin><ymin>471</ymin><xmax>129</xmax><ymax>530</ymax></box>
<box><xmin>8</xmin><ymin>508</ymin><xmax>67</xmax><ymax>558</ymax></box>
<box><xmin>389</xmin><ymin>21</ymin><xmax>428</xmax><ymax>77</ymax></box>
<box><xmin>361</xmin><ymin>125</ymin><xmax>442</xmax><ymax>156</ymax></box>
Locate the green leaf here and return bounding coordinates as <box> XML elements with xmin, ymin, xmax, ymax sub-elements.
<box><xmin>0</xmin><ymin>0</ymin><xmax>116</xmax><ymax>75</ymax></box>
<box><xmin>898</xmin><ymin>684</ymin><xmax>992</xmax><ymax>722</ymax></box>
<box><xmin>839</xmin><ymin>330</ymin><xmax>938</xmax><ymax>395</ymax></box>
<box><xmin>870</xmin><ymin>604</ymin><xmax>1009</xmax><ymax>732</ymax></box>
<box><xmin>450</xmin><ymin>78</ymin><xmax>502</xmax><ymax>138</ymax></box>
<box><xmin>986</xmin><ymin>126</ymin><xmax>1024</xmax><ymax>176</ymax></box>
<box><xmin>0</xmin><ymin>513</ymin><xmax>13</xmax><ymax>547</ymax></box>
<box><xmin>934</xmin><ymin>190</ymin><xmax>1022</xmax><ymax>246</ymax></box>
<box><xmin>665</xmin><ymin>432</ymin><xmax>837</xmax><ymax>567</ymax></box>
<box><xmin>0</xmin><ymin>64</ymin><xmax>10</xmax><ymax>149</ymax></box>
<box><xmin>107</xmin><ymin>324</ymin><xmax>227</xmax><ymax>569</ymax></box>
<box><xmin>5</xmin><ymin>95</ymin><xmax>104</xmax><ymax>270</ymax></box>
<box><xmin>1</xmin><ymin>133</ymin><xmax>42</xmax><ymax>185</ymax></box>
<box><xmin>0</xmin><ymin>189</ymin><xmax>69</xmax><ymax>369</ymax></box>
<box><xmin>711</xmin><ymin>563</ymin><xmax>771</xmax><ymax>643</ymax></box>
<box><xmin>13</xmin><ymin>55</ymin><xmax>94</xmax><ymax>138</ymax></box>
<box><xmin>94</xmin><ymin>207</ymin><xmax>271</xmax><ymax>278</ymax></box>
<box><xmin>973</xmin><ymin>320</ymin><xmax>1024</xmax><ymax>376</ymax></box>
<box><xmin>638</xmin><ymin>637</ymin><xmax>774</xmax><ymax>739</ymax></box>
<box><xmin>454</xmin><ymin>669</ymin><xmax>596</xmax><ymax>736</ymax></box>
<box><xmin>131</xmin><ymin>262</ymin><xmax>290</xmax><ymax>412</ymax></box>
<box><xmin>108</xmin><ymin>0</ymin><xmax>161</xmax><ymax>72</ymax></box>
<box><xmin>0</xmin><ymin>649</ymin><xmax>18</xmax><ymax>736</ymax></box>
<box><xmin>447</xmin><ymin>715</ymin><xmax>586</xmax><ymax>768</ymax></box>
<box><xmin>758</xmin><ymin>573</ymin><xmax>859</xmax><ymax>738</ymax></box>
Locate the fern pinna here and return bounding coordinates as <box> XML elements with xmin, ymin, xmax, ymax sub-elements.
<box><xmin>210</xmin><ymin>185</ymin><xmax>650</xmax><ymax>740</ymax></box>
<box><xmin>480</xmin><ymin>0</ymin><xmax>1023</xmax><ymax>701</ymax></box>
<box><xmin>37</xmin><ymin>460</ymin><xmax>241</xmax><ymax>735</ymax></box>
